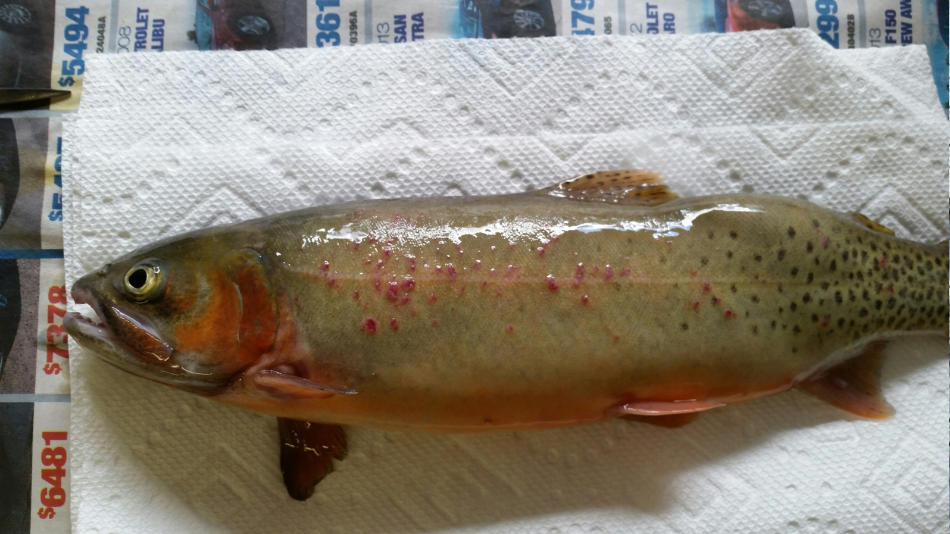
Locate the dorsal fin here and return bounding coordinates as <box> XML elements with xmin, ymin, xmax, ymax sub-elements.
<box><xmin>541</xmin><ymin>170</ymin><xmax>679</xmax><ymax>206</ymax></box>
<box><xmin>853</xmin><ymin>213</ymin><xmax>895</xmax><ymax>236</ymax></box>
<box><xmin>796</xmin><ymin>341</ymin><xmax>894</xmax><ymax>420</ymax></box>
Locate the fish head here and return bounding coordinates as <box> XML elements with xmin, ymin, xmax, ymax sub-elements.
<box><xmin>65</xmin><ymin>238</ymin><xmax>278</xmax><ymax>395</ymax></box>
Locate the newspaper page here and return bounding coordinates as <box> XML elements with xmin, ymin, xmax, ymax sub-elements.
<box><xmin>0</xmin><ymin>1</ymin><xmax>945</xmax><ymax>532</ymax></box>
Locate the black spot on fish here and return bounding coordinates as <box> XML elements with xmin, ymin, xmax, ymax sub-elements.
<box><xmin>754</xmin><ymin>254</ymin><xmax>762</xmax><ymax>262</ymax></box>
<box><xmin>820</xmin><ymin>282</ymin><xmax>830</xmax><ymax>290</ymax></box>
<box><xmin>729</xmin><ymin>231</ymin><xmax>738</xmax><ymax>239</ymax></box>
<box><xmin>681</xmin><ymin>323</ymin><xmax>689</xmax><ymax>330</ymax></box>
<box><xmin>916</xmin><ymin>253</ymin><xmax>923</xmax><ymax>262</ymax></box>
<box><xmin>726</xmin><ymin>251</ymin><xmax>733</xmax><ymax>259</ymax></box>
<box><xmin>887</xmin><ymin>316</ymin><xmax>896</xmax><ymax>327</ymax></box>
<box><xmin>807</xmin><ymin>273</ymin><xmax>814</xmax><ymax>283</ymax></box>
<box><xmin>812</xmin><ymin>219</ymin><xmax>820</xmax><ymax>228</ymax></box>
<box><xmin>862</xmin><ymin>289</ymin><xmax>869</xmax><ymax>301</ymax></box>
<box><xmin>893</xmin><ymin>255</ymin><xmax>901</xmax><ymax>264</ymax></box>
<box><xmin>938</xmin><ymin>305</ymin><xmax>946</xmax><ymax>315</ymax></box>
<box><xmin>792</xmin><ymin>347</ymin><xmax>798</xmax><ymax>353</ymax></box>
<box><xmin>751</xmin><ymin>295</ymin><xmax>759</xmax><ymax>303</ymax></box>
<box><xmin>803</xmin><ymin>293</ymin><xmax>811</xmax><ymax>303</ymax></box>
<box><xmin>835</xmin><ymin>291</ymin><xmax>843</xmax><ymax>304</ymax></box>
<box><xmin>730</xmin><ymin>285</ymin><xmax>737</xmax><ymax>293</ymax></box>
<box><xmin>806</xmin><ymin>242</ymin><xmax>814</xmax><ymax>253</ymax></box>
<box><xmin>778</xmin><ymin>284</ymin><xmax>784</xmax><ymax>293</ymax></box>
<box><xmin>790</xmin><ymin>302</ymin><xmax>798</xmax><ymax>311</ymax></box>
<box><xmin>779</xmin><ymin>307</ymin><xmax>784</xmax><ymax>314</ymax></box>
<box><xmin>842</xmin><ymin>251</ymin><xmax>849</xmax><ymax>262</ymax></box>
<box><xmin>875</xmin><ymin>300</ymin><xmax>882</xmax><ymax>310</ymax></box>
<box><xmin>829</xmin><ymin>260</ymin><xmax>837</xmax><ymax>272</ymax></box>
<box><xmin>778</xmin><ymin>249</ymin><xmax>786</xmax><ymax>261</ymax></box>
<box><xmin>870</xmin><ymin>243</ymin><xmax>878</xmax><ymax>252</ymax></box>
<box><xmin>791</xmin><ymin>267</ymin><xmax>799</xmax><ymax>276</ymax></box>
<box><xmin>793</xmin><ymin>325</ymin><xmax>801</xmax><ymax>334</ymax></box>
<box><xmin>771</xmin><ymin>320</ymin><xmax>777</xmax><ymax>329</ymax></box>
<box><xmin>859</xmin><ymin>308</ymin><xmax>868</xmax><ymax>317</ymax></box>
<box><xmin>837</xmin><ymin>317</ymin><xmax>845</xmax><ymax>327</ymax></box>
<box><xmin>752</xmin><ymin>325</ymin><xmax>758</xmax><ymax>335</ymax></box>
<box><xmin>848</xmin><ymin>289</ymin><xmax>856</xmax><ymax>302</ymax></box>
<box><xmin>701</xmin><ymin>257</ymin><xmax>709</xmax><ymax>266</ymax></box>
<box><xmin>707</xmin><ymin>231</ymin><xmax>715</xmax><ymax>240</ymax></box>
<box><xmin>814</xmin><ymin>257</ymin><xmax>820</xmax><ymax>266</ymax></box>
<box><xmin>887</xmin><ymin>298</ymin><xmax>896</xmax><ymax>310</ymax></box>
<box><xmin>811</xmin><ymin>314</ymin><xmax>819</xmax><ymax>323</ymax></box>
<box><xmin>787</xmin><ymin>227</ymin><xmax>796</xmax><ymax>238</ymax></box>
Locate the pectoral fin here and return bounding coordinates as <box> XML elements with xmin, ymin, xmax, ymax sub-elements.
<box><xmin>278</xmin><ymin>418</ymin><xmax>347</xmax><ymax>501</ymax></box>
<box><xmin>542</xmin><ymin>170</ymin><xmax>679</xmax><ymax>206</ymax></box>
<box><xmin>796</xmin><ymin>341</ymin><xmax>894</xmax><ymax>420</ymax></box>
<box><xmin>253</xmin><ymin>368</ymin><xmax>356</xmax><ymax>400</ymax></box>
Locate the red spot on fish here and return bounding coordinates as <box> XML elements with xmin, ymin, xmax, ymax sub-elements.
<box><xmin>713</xmin><ymin>297</ymin><xmax>722</xmax><ymax>305</ymax></box>
<box><xmin>507</xmin><ymin>265</ymin><xmax>517</xmax><ymax>275</ymax></box>
<box><xmin>355</xmin><ymin>209</ymin><xmax>365</xmax><ymax>215</ymax></box>
<box><xmin>353</xmin><ymin>241</ymin><xmax>360</xmax><ymax>251</ymax></box>
<box><xmin>407</xmin><ymin>256</ymin><xmax>417</xmax><ymax>272</ymax></box>
<box><xmin>435</xmin><ymin>265</ymin><xmax>443</xmax><ymax>275</ymax></box>
<box><xmin>400</xmin><ymin>294</ymin><xmax>410</xmax><ymax>305</ymax></box>
<box><xmin>376</xmin><ymin>260</ymin><xmax>385</xmax><ymax>271</ymax></box>
<box><xmin>373</xmin><ymin>279</ymin><xmax>381</xmax><ymax>291</ymax></box>
<box><xmin>387</xmin><ymin>282</ymin><xmax>399</xmax><ymax>301</ymax></box>
<box><xmin>581</xmin><ymin>294</ymin><xmax>589</xmax><ymax>304</ymax></box>
<box><xmin>321</xmin><ymin>261</ymin><xmax>330</xmax><ymax>272</ymax></box>
<box><xmin>362</xmin><ymin>318</ymin><xmax>378</xmax><ymax>334</ymax></box>
<box><xmin>390</xmin><ymin>318</ymin><xmax>399</xmax><ymax>331</ymax></box>
<box><xmin>880</xmin><ymin>256</ymin><xmax>890</xmax><ymax>268</ymax></box>
<box><xmin>353</xmin><ymin>291</ymin><xmax>360</xmax><ymax>300</ymax></box>
<box><xmin>690</xmin><ymin>270</ymin><xmax>698</xmax><ymax>277</ymax></box>
<box><xmin>614</xmin><ymin>334</ymin><xmax>621</xmax><ymax>341</ymax></box>
<box><xmin>428</xmin><ymin>294</ymin><xmax>437</xmax><ymax>304</ymax></box>
<box><xmin>473</xmin><ymin>260</ymin><xmax>482</xmax><ymax>270</ymax></box>
<box><xmin>383</xmin><ymin>246</ymin><xmax>393</xmax><ymax>258</ymax></box>
<box><xmin>820</xmin><ymin>236</ymin><xmax>831</xmax><ymax>249</ymax></box>
<box><xmin>724</xmin><ymin>309</ymin><xmax>735</xmax><ymax>318</ymax></box>
<box><xmin>703</xmin><ymin>282</ymin><xmax>712</xmax><ymax>292</ymax></box>
<box><xmin>367</xmin><ymin>236</ymin><xmax>378</xmax><ymax>244</ymax></box>
<box><xmin>667</xmin><ymin>241</ymin><xmax>674</xmax><ymax>248</ymax></box>
<box><xmin>574</xmin><ymin>263</ymin><xmax>584</xmax><ymax>287</ymax></box>
<box><xmin>446</xmin><ymin>264</ymin><xmax>458</xmax><ymax>279</ymax></box>
<box><xmin>537</xmin><ymin>247</ymin><xmax>546</xmax><ymax>258</ymax></box>
<box><xmin>410</xmin><ymin>308</ymin><xmax>418</xmax><ymax>316</ymax></box>
<box><xmin>621</xmin><ymin>268</ymin><xmax>631</xmax><ymax>277</ymax></box>
<box><xmin>490</xmin><ymin>268</ymin><xmax>497</xmax><ymax>276</ymax></box>
<box><xmin>394</xmin><ymin>214</ymin><xmax>403</xmax><ymax>223</ymax></box>
<box><xmin>821</xmin><ymin>315</ymin><xmax>830</xmax><ymax>327</ymax></box>
<box><xmin>604</xmin><ymin>265</ymin><xmax>614</xmax><ymax>281</ymax></box>
<box><xmin>546</xmin><ymin>275</ymin><xmax>559</xmax><ymax>292</ymax></box>
<box><xmin>431</xmin><ymin>320</ymin><xmax>439</xmax><ymax>327</ymax></box>
<box><xmin>576</xmin><ymin>263</ymin><xmax>585</xmax><ymax>276</ymax></box>
<box><xmin>692</xmin><ymin>301</ymin><xmax>701</xmax><ymax>310</ymax></box>
<box><xmin>401</xmin><ymin>278</ymin><xmax>416</xmax><ymax>291</ymax></box>
<box><xmin>491</xmin><ymin>246</ymin><xmax>497</xmax><ymax>252</ymax></box>
<box><xmin>506</xmin><ymin>324</ymin><xmax>514</xmax><ymax>333</ymax></box>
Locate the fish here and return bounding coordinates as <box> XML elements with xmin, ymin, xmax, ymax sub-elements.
<box><xmin>64</xmin><ymin>170</ymin><xmax>949</xmax><ymax>500</ymax></box>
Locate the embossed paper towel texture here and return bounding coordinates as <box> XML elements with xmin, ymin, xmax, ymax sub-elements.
<box><xmin>63</xmin><ymin>30</ymin><xmax>948</xmax><ymax>534</ymax></box>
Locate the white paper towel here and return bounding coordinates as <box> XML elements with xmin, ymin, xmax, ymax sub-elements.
<box><xmin>63</xmin><ymin>30</ymin><xmax>949</xmax><ymax>534</ymax></box>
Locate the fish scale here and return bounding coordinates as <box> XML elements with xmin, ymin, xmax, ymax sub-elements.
<box><xmin>64</xmin><ymin>171</ymin><xmax>949</xmax><ymax>500</ymax></box>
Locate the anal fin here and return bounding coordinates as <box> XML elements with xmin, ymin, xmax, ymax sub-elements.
<box><xmin>543</xmin><ymin>170</ymin><xmax>679</xmax><ymax>206</ymax></box>
<box><xmin>278</xmin><ymin>418</ymin><xmax>347</xmax><ymax>501</ymax></box>
<box><xmin>853</xmin><ymin>213</ymin><xmax>896</xmax><ymax>236</ymax></box>
<box><xmin>796</xmin><ymin>341</ymin><xmax>894</xmax><ymax>420</ymax></box>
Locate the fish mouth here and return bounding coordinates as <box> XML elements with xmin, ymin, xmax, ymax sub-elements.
<box><xmin>65</xmin><ymin>283</ymin><xmax>229</xmax><ymax>394</ymax></box>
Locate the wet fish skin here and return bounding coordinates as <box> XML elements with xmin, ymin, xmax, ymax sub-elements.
<box><xmin>64</xmin><ymin>176</ymin><xmax>949</xmax><ymax>433</ymax></box>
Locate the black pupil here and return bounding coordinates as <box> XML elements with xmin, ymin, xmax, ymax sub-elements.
<box><xmin>128</xmin><ymin>268</ymin><xmax>148</xmax><ymax>289</ymax></box>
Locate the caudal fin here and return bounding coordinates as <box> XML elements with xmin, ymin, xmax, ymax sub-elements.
<box><xmin>796</xmin><ymin>342</ymin><xmax>894</xmax><ymax>420</ymax></box>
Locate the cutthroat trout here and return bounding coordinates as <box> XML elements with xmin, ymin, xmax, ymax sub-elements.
<box><xmin>65</xmin><ymin>170</ymin><xmax>949</xmax><ymax>500</ymax></box>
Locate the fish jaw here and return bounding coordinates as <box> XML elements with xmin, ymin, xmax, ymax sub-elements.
<box><xmin>65</xmin><ymin>274</ymin><xmax>231</xmax><ymax>394</ymax></box>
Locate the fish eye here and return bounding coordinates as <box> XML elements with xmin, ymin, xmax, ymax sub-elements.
<box><xmin>123</xmin><ymin>263</ymin><xmax>163</xmax><ymax>301</ymax></box>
